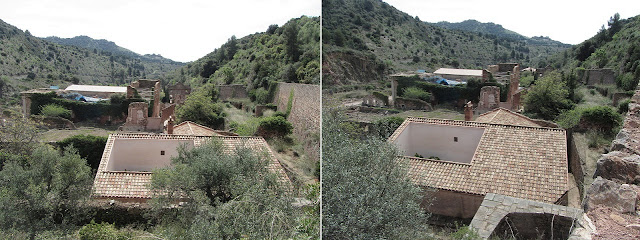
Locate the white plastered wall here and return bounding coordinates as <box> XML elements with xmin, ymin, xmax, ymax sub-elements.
<box><xmin>107</xmin><ymin>139</ymin><xmax>194</xmax><ymax>171</ymax></box>
<box><xmin>393</xmin><ymin>123</ymin><xmax>485</xmax><ymax>163</ymax></box>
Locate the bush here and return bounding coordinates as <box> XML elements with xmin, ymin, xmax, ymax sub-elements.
<box><xmin>40</xmin><ymin>104</ymin><xmax>71</xmax><ymax>119</ymax></box>
<box><xmin>57</xmin><ymin>134</ymin><xmax>108</xmax><ymax>171</ymax></box>
<box><xmin>372</xmin><ymin>116</ymin><xmax>404</xmax><ymax>139</ymax></box>
<box><xmin>256</xmin><ymin>116</ymin><xmax>293</xmax><ymax>138</ymax></box>
<box><xmin>580</xmin><ymin>106</ymin><xmax>622</xmax><ymax>134</ymax></box>
<box><xmin>618</xmin><ymin>99</ymin><xmax>631</xmax><ymax>113</ymax></box>
<box><xmin>176</xmin><ymin>93</ymin><xmax>226</xmax><ymax>129</ymax></box>
<box><xmin>79</xmin><ymin>220</ymin><xmax>128</xmax><ymax>240</ymax></box>
<box><xmin>402</xmin><ymin>87</ymin><xmax>432</xmax><ymax>102</ymax></box>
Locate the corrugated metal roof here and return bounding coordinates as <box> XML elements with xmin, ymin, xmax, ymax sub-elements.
<box><xmin>434</xmin><ymin>68</ymin><xmax>483</xmax><ymax>77</ymax></box>
<box><xmin>65</xmin><ymin>85</ymin><xmax>127</xmax><ymax>93</ymax></box>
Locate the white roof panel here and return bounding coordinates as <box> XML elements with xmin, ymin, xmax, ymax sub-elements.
<box><xmin>65</xmin><ymin>85</ymin><xmax>127</xmax><ymax>93</ymax></box>
<box><xmin>434</xmin><ymin>68</ymin><xmax>483</xmax><ymax>77</ymax></box>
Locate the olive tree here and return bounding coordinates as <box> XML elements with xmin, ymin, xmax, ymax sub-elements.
<box><xmin>322</xmin><ymin>109</ymin><xmax>431</xmax><ymax>239</ymax></box>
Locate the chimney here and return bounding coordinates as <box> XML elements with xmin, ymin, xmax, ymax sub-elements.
<box><xmin>464</xmin><ymin>101</ymin><xmax>473</xmax><ymax>121</ymax></box>
<box><xmin>167</xmin><ymin>116</ymin><xmax>174</xmax><ymax>134</ymax></box>
<box><xmin>391</xmin><ymin>78</ymin><xmax>398</xmax><ymax>106</ymax></box>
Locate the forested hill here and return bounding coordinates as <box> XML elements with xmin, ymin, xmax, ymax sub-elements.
<box><xmin>43</xmin><ymin>35</ymin><xmax>180</xmax><ymax>64</ymax></box>
<box><xmin>164</xmin><ymin>16</ymin><xmax>319</xmax><ymax>99</ymax></box>
<box><xmin>322</xmin><ymin>0</ymin><xmax>571</xmax><ymax>86</ymax></box>
<box><xmin>546</xmin><ymin>14</ymin><xmax>640</xmax><ymax>91</ymax></box>
<box><xmin>0</xmin><ymin>18</ymin><xmax>183</xmax><ymax>106</ymax></box>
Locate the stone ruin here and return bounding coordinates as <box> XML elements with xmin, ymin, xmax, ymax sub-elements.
<box><xmin>167</xmin><ymin>82</ymin><xmax>191</xmax><ymax>105</ymax></box>
<box><xmin>120</xmin><ymin>101</ymin><xmax>174</xmax><ymax>133</ymax></box>
<box><xmin>218</xmin><ymin>84</ymin><xmax>248</xmax><ymax>101</ymax></box>
<box><xmin>475</xmin><ymin>64</ymin><xmax>522</xmax><ymax>114</ymax></box>
<box><xmin>583</xmin><ymin>68</ymin><xmax>615</xmax><ymax>86</ymax></box>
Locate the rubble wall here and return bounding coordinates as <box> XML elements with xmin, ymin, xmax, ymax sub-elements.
<box><xmin>274</xmin><ymin>83</ymin><xmax>320</xmax><ymax>161</ymax></box>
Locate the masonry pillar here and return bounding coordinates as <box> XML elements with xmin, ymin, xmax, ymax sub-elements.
<box><xmin>167</xmin><ymin>116</ymin><xmax>174</xmax><ymax>134</ymax></box>
<box><xmin>21</xmin><ymin>93</ymin><xmax>31</xmax><ymax>117</ymax></box>
<box><xmin>507</xmin><ymin>65</ymin><xmax>520</xmax><ymax>104</ymax></box>
<box><xmin>465</xmin><ymin>101</ymin><xmax>473</xmax><ymax>121</ymax></box>
<box><xmin>391</xmin><ymin>78</ymin><xmax>398</xmax><ymax>106</ymax></box>
<box><xmin>152</xmin><ymin>81</ymin><xmax>161</xmax><ymax>118</ymax></box>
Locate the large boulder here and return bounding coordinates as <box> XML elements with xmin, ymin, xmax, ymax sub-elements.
<box><xmin>585</xmin><ymin>177</ymin><xmax>638</xmax><ymax>213</ymax></box>
<box><xmin>594</xmin><ymin>151</ymin><xmax>640</xmax><ymax>184</ymax></box>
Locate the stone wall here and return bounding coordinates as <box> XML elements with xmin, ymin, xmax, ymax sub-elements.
<box><xmin>274</xmin><ymin>83</ymin><xmax>320</xmax><ymax>161</ymax></box>
<box><xmin>167</xmin><ymin>82</ymin><xmax>191</xmax><ymax>105</ymax></box>
<box><xmin>122</xmin><ymin>102</ymin><xmax>148</xmax><ymax>132</ymax></box>
<box><xmin>477</xmin><ymin>86</ymin><xmax>500</xmax><ymax>110</ymax></box>
<box><xmin>362</xmin><ymin>95</ymin><xmax>387</xmax><ymax>107</ymax></box>
<box><xmin>583</xmin><ymin>68</ymin><xmax>615</xmax><ymax>85</ymax></box>
<box><xmin>218</xmin><ymin>84</ymin><xmax>248</xmax><ymax>101</ymax></box>
<box><xmin>393</xmin><ymin>97</ymin><xmax>431</xmax><ymax>111</ymax></box>
<box><xmin>423</xmin><ymin>189</ymin><xmax>484</xmax><ymax>219</ymax></box>
<box><xmin>497</xmin><ymin>63</ymin><xmax>519</xmax><ymax>72</ymax></box>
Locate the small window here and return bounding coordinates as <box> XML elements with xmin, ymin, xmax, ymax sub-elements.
<box><xmin>454</xmin><ymin>137</ymin><xmax>458</xmax><ymax>142</ymax></box>
<box><xmin>160</xmin><ymin>150</ymin><xmax>165</xmax><ymax>155</ymax></box>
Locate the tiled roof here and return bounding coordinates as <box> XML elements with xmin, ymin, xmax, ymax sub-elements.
<box><xmin>92</xmin><ymin>133</ymin><xmax>290</xmax><ymax>199</ymax></box>
<box><xmin>172</xmin><ymin>121</ymin><xmax>237</xmax><ymax>136</ymax></box>
<box><xmin>434</xmin><ymin>68</ymin><xmax>483</xmax><ymax>77</ymax></box>
<box><xmin>390</xmin><ymin>117</ymin><xmax>569</xmax><ymax>203</ymax></box>
<box><xmin>475</xmin><ymin>108</ymin><xmax>543</xmax><ymax>127</ymax></box>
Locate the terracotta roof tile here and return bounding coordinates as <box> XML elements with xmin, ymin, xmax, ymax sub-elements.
<box><xmin>172</xmin><ymin>121</ymin><xmax>237</xmax><ymax>136</ymax></box>
<box><xmin>475</xmin><ymin>108</ymin><xmax>544</xmax><ymax>127</ymax></box>
<box><xmin>92</xmin><ymin>133</ymin><xmax>290</xmax><ymax>199</ymax></box>
<box><xmin>390</xmin><ymin>117</ymin><xmax>568</xmax><ymax>203</ymax></box>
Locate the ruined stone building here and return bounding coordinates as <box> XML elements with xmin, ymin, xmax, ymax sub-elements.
<box><xmin>388</xmin><ymin>111</ymin><xmax>574</xmax><ymax>219</ymax></box>
<box><xmin>92</xmin><ymin>133</ymin><xmax>290</xmax><ymax>202</ymax></box>
<box><xmin>582</xmin><ymin>68</ymin><xmax>615</xmax><ymax>85</ymax></box>
<box><xmin>475</xmin><ymin>64</ymin><xmax>523</xmax><ymax>114</ymax></box>
<box><xmin>167</xmin><ymin>82</ymin><xmax>191</xmax><ymax>105</ymax></box>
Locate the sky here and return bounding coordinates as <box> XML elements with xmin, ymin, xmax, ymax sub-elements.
<box><xmin>0</xmin><ymin>0</ymin><xmax>320</xmax><ymax>62</ymax></box>
<box><xmin>384</xmin><ymin>0</ymin><xmax>640</xmax><ymax>45</ymax></box>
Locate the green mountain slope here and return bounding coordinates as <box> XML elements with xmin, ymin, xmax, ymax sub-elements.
<box><xmin>0</xmin><ymin>19</ymin><xmax>183</xmax><ymax>105</ymax></box>
<box><xmin>43</xmin><ymin>35</ymin><xmax>180</xmax><ymax>64</ymax></box>
<box><xmin>164</xmin><ymin>16</ymin><xmax>319</xmax><ymax>101</ymax></box>
<box><xmin>546</xmin><ymin>14</ymin><xmax>640</xmax><ymax>90</ymax></box>
<box><xmin>322</xmin><ymin>0</ymin><xmax>571</xmax><ymax>86</ymax></box>
<box><xmin>435</xmin><ymin>19</ymin><xmax>569</xmax><ymax>47</ymax></box>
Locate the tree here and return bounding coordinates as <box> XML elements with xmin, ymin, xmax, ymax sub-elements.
<box><xmin>39</xmin><ymin>104</ymin><xmax>71</xmax><ymax>119</ymax></box>
<box><xmin>372</xmin><ymin>116</ymin><xmax>404</xmax><ymax>139</ymax></box>
<box><xmin>175</xmin><ymin>92</ymin><xmax>225</xmax><ymax>129</ymax></box>
<box><xmin>0</xmin><ymin>113</ymin><xmax>43</xmax><ymax>158</ymax></box>
<box><xmin>322</xmin><ymin>110</ymin><xmax>430</xmax><ymax>239</ymax></box>
<box><xmin>150</xmin><ymin>140</ymin><xmax>299</xmax><ymax>239</ymax></box>
<box><xmin>402</xmin><ymin>87</ymin><xmax>432</xmax><ymax>102</ymax></box>
<box><xmin>523</xmin><ymin>72</ymin><xmax>575</xmax><ymax>120</ymax></box>
<box><xmin>607</xmin><ymin>13</ymin><xmax>622</xmax><ymax>39</ymax></box>
<box><xmin>0</xmin><ymin>146</ymin><xmax>93</xmax><ymax>238</ymax></box>
<box><xmin>284</xmin><ymin>23</ymin><xmax>300</xmax><ymax>62</ymax></box>
<box><xmin>57</xmin><ymin>134</ymin><xmax>108</xmax><ymax>171</ymax></box>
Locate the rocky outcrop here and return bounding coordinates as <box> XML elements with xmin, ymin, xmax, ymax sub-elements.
<box><xmin>579</xmin><ymin>88</ymin><xmax>640</xmax><ymax>239</ymax></box>
<box><xmin>594</xmin><ymin>151</ymin><xmax>640</xmax><ymax>184</ymax></box>
<box><xmin>585</xmin><ymin>177</ymin><xmax>638</xmax><ymax>214</ymax></box>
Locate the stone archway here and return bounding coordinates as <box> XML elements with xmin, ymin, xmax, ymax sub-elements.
<box><xmin>469</xmin><ymin>193</ymin><xmax>583</xmax><ymax>239</ymax></box>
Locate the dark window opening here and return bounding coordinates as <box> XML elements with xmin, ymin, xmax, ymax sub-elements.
<box><xmin>160</xmin><ymin>150</ymin><xmax>165</xmax><ymax>155</ymax></box>
<box><xmin>454</xmin><ymin>137</ymin><xmax>458</xmax><ymax>142</ymax></box>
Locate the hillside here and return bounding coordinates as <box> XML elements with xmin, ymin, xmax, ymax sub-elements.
<box><xmin>163</xmin><ymin>16</ymin><xmax>319</xmax><ymax>102</ymax></box>
<box><xmin>0</xmin><ymin>19</ymin><xmax>184</xmax><ymax>106</ymax></box>
<box><xmin>322</xmin><ymin>0</ymin><xmax>571</xmax><ymax>86</ymax></box>
<box><xmin>43</xmin><ymin>35</ymin><xmax>180</xmax><ymax>64</ymax></box>
<box><xmin>435</xmin><ymin>19</ymin><xmax>569</xmax><ymax>47</ymax></box>
<box><xmin>546</xmin><ymin>14</ymin><xmax>640</xmax><ymax>90</ymax></box>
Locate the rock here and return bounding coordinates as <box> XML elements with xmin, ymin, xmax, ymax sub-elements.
<box><xmin>610</xmin><ymin>213</ymin><xmax>627</xmax><ymax>225</ymax></box>
<box><xmin>585</xmin><ymin>177</ymin><xmax>638</xmax><ymax>213</ymax></box>
<box><xmin>594</xmin><ymin>151</ymin><xmax>640</xmax><ymax>184</ymax></box>
<box><xmin>626</xmin><ymin>224</ymin><xmax>640</xmax><ymax>231</ymax></box>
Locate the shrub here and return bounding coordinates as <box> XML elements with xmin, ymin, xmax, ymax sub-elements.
<box><xmin>580</xmin><ymin>106</ymin><xmax>622</xmax><ymax>134</ymax></box>
<box><xmin>57</xmin><ymin>134</ymin><xmax>108</xmax><ymax>171</ymax></box>
<box><xmin>40</xmin><ymin>104</ymin><xmax>71</xmax><ymax>119</ymax></box>
<box><xmin>256</xmin><ymin>116</ymin><xmax>293</xmax><ymax>138</ymax></box>
<box><xmin>372</xmin><ymin>116</ymin><xmax>405</xmax><ymax>139</ymax></box>
<box><xmin>79</xmin><ymin>220</ymin><xmax>128</xmax><ymax>240</ymax></box>
<box><xmin>450</xmin><ymin>225</ymin><xmax>480</xmax><ymax>240</ymax></box>
<box><xmin>402</xmin><ymin>87</ymin><xmax>432</xmax><ymax>102</ymax></box>
<box><xmin>618</xmin><ymin>99</ymin><xmax>631</xmax><ymax>113</ymax></box>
